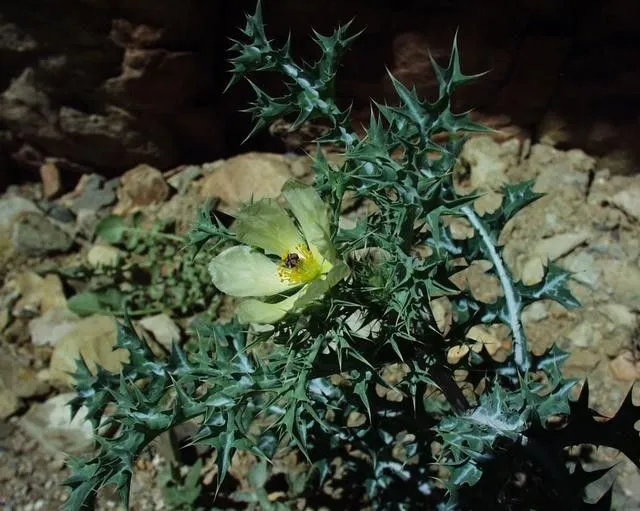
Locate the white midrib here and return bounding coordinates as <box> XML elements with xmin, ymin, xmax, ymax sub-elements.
<box><xmin>461</xmin><ymin>205</ymin><xmax>528</xmax><ymax>371</ymax></box>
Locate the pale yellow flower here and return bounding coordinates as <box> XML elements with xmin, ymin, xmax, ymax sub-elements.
<box><xmin>208</xmin><ymin>181</ymin><xmax>348</xmax><ymax>324</ymax></box>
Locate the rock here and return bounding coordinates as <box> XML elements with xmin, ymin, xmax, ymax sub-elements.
<box><xmin>466</xmin><ymin>325</ymin><xmax>503</xmax><ymax>356</ymax></box>
<box><xmin>75</xmin><ymin>208</ymin><xmax>100</xmax><ymax>239</ymax></box>
<box><xmin>104</xmin><ymin>49</ymin><xmax>210</xmax><ymax>113</ymax></box>
<box><xmin>113</xmin><ymin>163</ymin><xmax>170</xmax><ymax>215</ymax></box>
<box><xmin>11</xmin><ymin>212</ymin><xmax>74</xmax><ymax>255</ymax></box>
<box><xmin>0</xmin><ymin>387</ymin><xmax>21</xmax><ymax>421</ymax></box>
<box><xmin>520</xmin><ymin>256</ymin><xmax>545</xmax><ymax>285</ymax></box>
<box><xmin>199</xmin><ymin>152</ymin><xmax>294</xmax><ymax>214</ymax></box>
<box><xmin>522</xmin><ymin>301</ymin><xmax>549</xmax><ymax>323</ymax></box>
<box><xmin>430</xmin><ymin>297</ymin><xmax>452</xmax><ymax>335</ymax></box>
<box><xmin>39</xmin><ymin>161</ymin><xmax>62</xmax><ymax>199</ymax></box>
<box><xmin>110</xmin><ymin>19</ymin><xmax>165</xmax><ymax>49</ymax></box>
<box><xmin>600</xmin><ymin>304</ymin><xmax>637</xmax><ymax>331</ymax></box>
<box><xmin>166</xmin><ymin>165</ymin><xmax>202</xmax><ymax>193</ymax></box>
<box><xmin>20</xmin><ymin>393</ymin><xmax>94</xmax><ymax>455</ymax></box>
<box><xmin>525</xmin><ymin>144</ymin><xmax>594</xmax><ymax>195</ymax></box>
<box><xmin>86</xmin><ymin>244</ymin><xmax>123</xmax><ymax>267</ymax></box>
<box><xmin>567</xmin><ymin>320</ymin><xmax>594</xmax><ymax>348</ymax></box>
<box><xmin>57</xmin><ymin>105</ymin><xmax>178</xmax><ymax>170</ymax></box>
<box><xmin>447</xmin><ymin>344</ymin><xmax>470</xmax><ymax>364</ymax></box>
<box><xmin>344</xmin><ymin>310</ymin><xmax>381</xmax><ymax>340</ymax></box>
<box><xmin>48</xmin><ymin>314</ymin><xmax>129</xmax><ymax>387</ymax></box>
<box><xmin>11</xmin><ymin>272</ymin><xmax>67</xmax><ymax>317</ymax></box>
<box><xmin>138</xmin><ymin>313</ymin><xmax>181</xmax><ymax>349</ymax></box>
<box><xmin>38</xmin><ymin>201</ymin><xmax>75</xmax><ymax>223</ymax></box>
<box><xmin>28</xmin><ymin>308</ymin><xmax>80</xmax><ymax>347</ymax></box>
<box><xmin>611</xmin><ymin>181</ymin><xmax>640</xmax><ymax>221</ymax></box>
<box><xmin>65</xmin><ymin>174</ymin><xmax>117</xmax><ymax>213</ymax></box>
<box><xmin>459</xmin><ymin>136</ymin><xmax>520</xmax><ymax>190</ymax></box>
<box><xmin>561</xmin><ymin>251</ymin><xmax>601</xmax><ymax>289</ymax></box>
<box><xmin>1</xmin><ymin>69</ymin><xmax>177</xmax><ymax>172</ymax></box>
<box><xmin>0</xmin><ymin>197</ymin><xmax>39</xmax><ymax>235</ymax></box>
<box><xmin>533</xmin><ymin>231</ymin><xmax>590</xmax><ymax>262</ymax></box>
<box><xmin>0</xmin><ymin>352</ymin><xmax>50</xmax><ymax>399</ymax></box>
<box><xmin>601</xmin><ymin>260</ymin><xmax>640</xmax><ymax>310</ymax></box>
<box><xmin>609</xmin><ymin>351</ymin><xmax>640</xmax><ymax>382</ymax></box>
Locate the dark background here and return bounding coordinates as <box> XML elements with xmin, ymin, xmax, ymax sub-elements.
<box><xmin>1</xmin><ymin>0</ymin><xmax>638</xmax><ymax>190</ymax></box>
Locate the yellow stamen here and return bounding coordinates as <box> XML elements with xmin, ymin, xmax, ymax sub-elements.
<box><xmin>278</xmin><ymin>244</ymin><xmax>323</xmax><ymax>285</ymax></box>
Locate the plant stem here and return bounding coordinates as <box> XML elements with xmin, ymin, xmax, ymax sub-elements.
<box><xmin>461</xmin><ymin>205</ymin><xmax>529</xmax><ymax>373</ymax></box>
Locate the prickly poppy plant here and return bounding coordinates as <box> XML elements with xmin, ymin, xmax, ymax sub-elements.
<box><xmin>65</xmin><ymin>3</ymin><xmax>640</xmax><ymax>510</ymax></box>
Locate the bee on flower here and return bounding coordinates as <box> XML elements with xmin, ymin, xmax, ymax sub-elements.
<box><xmin>208</xmin><ymin>181</ymin><xmax>349</xmax><ymax>324</ymax></box>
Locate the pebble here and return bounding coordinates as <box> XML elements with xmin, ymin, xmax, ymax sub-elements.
<box><xmin>87</xmin><ymin>244</ymin><xmax>123</xmax><ymax>267</ymax></box>
<box><xmin>68</xmin><ymin>174</ymin><xmax>118</xmax><ymax>213</ymax></box>
<box><xmin>114</xmin><ymin>164</ymin><xmax>170</xmax><ymax>215</ymax></box>
<box><xmin>40</xmin><ymin>161</ymin><xmax>62</xmax><ymax>199</ymax></box>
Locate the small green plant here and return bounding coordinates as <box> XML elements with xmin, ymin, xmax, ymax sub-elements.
<box><xmin>64</xmin><ymin>3</ymin><xmax>639</xmax><ymax>510</ymax></box>
<box><xmin>159</xmin><ymin>460</ymin><xmax>205</xmax><ymax>511</ymax></box>
<box><xmin>60</xmin><ymin>213</ymin><xmax>218</xmax><ymax>318</ymax></box>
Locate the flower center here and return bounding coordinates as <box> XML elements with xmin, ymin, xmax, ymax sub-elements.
<box><xmin>278</xmin><ymin>244</ymin><xmax>323</xmax><ymax>285</ymax></box>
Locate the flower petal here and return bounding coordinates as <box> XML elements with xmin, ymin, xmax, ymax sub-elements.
<box><xmin>293</xmin><ymin>260</ymin><xmax>350</xmax><ymax>309</ymax></box>
<box><xmin>209</xmin><ymin>245</ymin><xmax>297</xmax><ymax>297</ymax></box>
<box><xmin>235</xmin><ymin>198</ymin><xmax>303</xmax><ymax>256</ymax></box>
<box><xmin>282</xmin><ymin>181</ymin><xmax>334</xmax><ymax>261</ymax></box>
<box><xmin>237</xmin><ymin>287</ymin><xmax>307</xmax><ymax>324</ymax></box>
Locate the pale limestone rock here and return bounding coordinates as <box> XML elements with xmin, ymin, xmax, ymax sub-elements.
<box><xmin>600</xmin><ymin>304</ymin><xmax>637</xmax><ymax>331</ymax></box>
<box><xmin>520</xmin><ymin>256</ymin><xmax>545</xmax><ymax>286</ymax></box>
<box><xmin>611</xmin><ymin>181</ymin><xmax>640</xmax><ymax>221</ymax></box>
<box><xmin>460</xmin><ymin>136</ymin><xmax>519</xmax><ymax>190</ymax></box>
<box><xmin>534</xmin><ymin>231</ymin><xmax>590</xmax><ymax>262</ymax></box>
<box><xmin>29</xmin><ymin>307</ymin><xmax>80</xmax><ymax>347</ymax></box>
<box><xmin>139</xmin><ymin>313</ymin><xmax>181</xmax><ymax>349</ymax></box>
<box><xmin>48</xmin><ymin>315</ymin><xmax>129</xmax><ymax>387</ymax></box>
<box><xmin>86</xmin><ymin>244</ymin><xmax>123</xmax><ymax>267</ymax></box>
<box><xmin>567</xmin><ymin>320</ymin><xmax>594</xmax><ymax>348</ymax></box>
<box><xmin>199</xmin><ymin>152</ymin><xmax>294</xmax><ymax>214</ymax></box>
<box><xmin>609</xmin><ymin>352</ymin><xmax>640</xmax><ymax>382</ymax></box>
<box><xmin>20</xmin><ymin>393</ymin><xmax>94</xmax><ymax>455</ymax></box>
<box><xmin>10</xmin><ymin>272</ymin><xmax>67</xmax><ymax>317</ymax></box>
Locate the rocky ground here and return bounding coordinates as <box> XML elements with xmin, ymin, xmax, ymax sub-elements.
<box><xmin>0</xmin><ymin>137</ymin><xmax>639</xmax><ymax>510</ymax></box>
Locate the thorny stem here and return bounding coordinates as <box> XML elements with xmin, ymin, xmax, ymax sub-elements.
<box><xmin>333</xmin><ymin>119</ymin><xmax>529</xmax><ymax>373</ymax></box>
<box><xmin>461</xmin><ymin>205</ymin><xmax>529</xmax><ymax>373</ymax></box>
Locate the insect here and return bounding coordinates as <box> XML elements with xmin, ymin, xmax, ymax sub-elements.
<box><xmin>284</xmin><ymin>252</ymin><xmax>300</xmax><ymax>268</ymax></box>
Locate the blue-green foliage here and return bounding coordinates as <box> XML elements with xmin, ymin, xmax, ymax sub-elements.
<box><xmin>64</xmin><ymin>2</ymin><xmax>639</xmax><ymax>510</ymax></box>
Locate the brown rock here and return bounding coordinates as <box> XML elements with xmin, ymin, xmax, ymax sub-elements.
<box><xmin>199</xmin><ymin>152</ymin><xmax>294</xmax><ymax>214</ymax></box>
<box><xmin>39</xmin><ymin>160</ymin><xmax>62</xmax><ymax>199</ymax></box>
<box><xmin>113</xmin><ymin>163</ymin><xmax>170</xmax><ymax>215</ymax></box>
